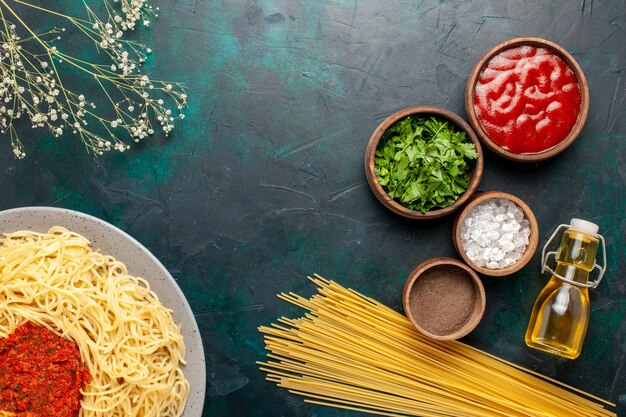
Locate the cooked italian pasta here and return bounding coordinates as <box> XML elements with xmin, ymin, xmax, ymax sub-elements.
<box><xmin>0</xmin><ymin>227</ymin><xmax>190</xmax><ymax>417</ymax></box>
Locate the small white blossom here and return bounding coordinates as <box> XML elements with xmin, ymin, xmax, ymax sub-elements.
<box><xmin>0</xmin><ymin>6</ymin><xmax>186</xmax><ymax>158</ymax></box>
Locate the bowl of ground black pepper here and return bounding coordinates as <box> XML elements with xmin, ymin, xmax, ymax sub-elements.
<box><xmin>402</xmin><ymin>257</ymin><xmax>486</xmax><ymax>341</ymax></box>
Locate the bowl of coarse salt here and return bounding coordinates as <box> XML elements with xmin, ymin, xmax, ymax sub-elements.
<box><xmin>452</xmin><ymin>191</ymin><xmax>539</xmax><ymax>276</ymax></box>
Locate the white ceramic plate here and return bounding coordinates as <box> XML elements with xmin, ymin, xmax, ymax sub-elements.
<box><xmin>0</xmin><ymin>206</ymin><xmax>206</xmax><ymax>417</ymax></box>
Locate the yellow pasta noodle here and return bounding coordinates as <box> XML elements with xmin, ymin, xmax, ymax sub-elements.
<box><xmin>258</xmin><ymin>274</ymin><xmax>616</xmax><ymax>417</ymax></box>
<box><xmin>0</xmin><ymin>227</ymin><xmax>190</xmax><ymax>417</ymax></box>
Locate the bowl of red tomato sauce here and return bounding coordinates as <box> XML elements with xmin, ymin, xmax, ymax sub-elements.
<box><xmin>465</xmin><ymin>37</ymin><xmax>589</xmax><ymax>162</ymax></box>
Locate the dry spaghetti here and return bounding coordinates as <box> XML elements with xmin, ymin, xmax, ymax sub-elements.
<box><xmin>258</xmin><ymin>274</ymin><xmax>616</xmax><ymax>417</ymax></box>
<box><xmin>0</xmin><ymin>227</ymin><xmax>190</xmax><ymax>417</ymax></box>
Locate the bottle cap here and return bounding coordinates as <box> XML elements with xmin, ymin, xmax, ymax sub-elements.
<box><xmin>570</xmin><ymin>218</ymin><xmax>599</xmax><ymax>235</ymax></box>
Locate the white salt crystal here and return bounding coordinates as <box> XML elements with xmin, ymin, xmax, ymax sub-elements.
<box><xmin>499</xmin><ymin>240</ymin><xmax>514</xmax><ymax>252</ymax></box>
<box><xmin>486</xmin><ymin>230</ymin><xmax>500</xmax><ymax>241</ymax></box>
<box><xmin>506</xmin><ymin>200</ymin><xmax>518</xmax><ymax>212</ymax></box>
<box><xmin>461</xmin><ymin>197</ymin><xmax>531</xmax><ymax>270</ymax></box>
<box><xmin>492</xmin><ymin>249</ymin><xmax>506</xmax><ymax>261</ymax></box>
<box><xmin>466</xmin><ymin>243</ymin><xmax>480</xmax><ymax>257</ymax></box>
<box><xmin>502</xmin><ymin>221</ymin><xmax>520</xmax><ymax>233</ymax></box>
<box><xmin>513</xmin><ymin>234</ymin><xmax>526</xmax><ymax>247</ymax></box>
<box><xmin>485</xmin><ymin>221</ymin><xmax>500</xmax><ymax>232</ymax></box>
<box><xmin>474</xmin><ymin>258</ymin><xmax>487</xmax><ymax>267</ymax></box>
<box><xmin>502</xmin><ymin>258</ymin><xmax>516</xmax><ymax>268</ymax></box>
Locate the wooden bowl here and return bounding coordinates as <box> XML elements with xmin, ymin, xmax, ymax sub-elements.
<box><xmin>403</xmin><ymin>257</ymin><xmax>486</xmax><ymax>341</ymax></box>
<box><xmin>364</xmin><ymin>106</ymin><xmax>484</xmax><ymax>219</ymax></box>
<box><xmin>465</xmin><ymin>37</ymin><xmax>589</xmax><ymax>162</ymax></box>
<box><xmin>452</xmin><ymin>191</ymin><xmax>539</xmax><ymax>276</ymax></box>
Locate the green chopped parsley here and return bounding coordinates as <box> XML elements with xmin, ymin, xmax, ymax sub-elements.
<box><xmin>375</xmin><ymin>115</ymin><xmax>478</xmax><ymax>213</ymax></box>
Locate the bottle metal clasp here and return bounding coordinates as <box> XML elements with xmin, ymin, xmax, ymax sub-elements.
<box><xmin>541</xmin><ymin>224</ymin><xmax>607</xmax><ymax>289</ymax></box>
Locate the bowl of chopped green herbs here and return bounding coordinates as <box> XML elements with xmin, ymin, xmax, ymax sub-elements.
<box><xmin>365</xmin><ymin>106</ymin><xmax>483</xmax><ymax>219</ymax></box>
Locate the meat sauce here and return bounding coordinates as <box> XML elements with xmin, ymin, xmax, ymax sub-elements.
<box><xmin>0</xmin><ymin>322</ymin><xmax>89</xmax><ymax>417</ymax></box>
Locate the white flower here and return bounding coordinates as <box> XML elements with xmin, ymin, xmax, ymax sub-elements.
<box><xmin>0</xmin><ymin>2</ymin><xmax>188</xmax><ymax>158</ymax></box>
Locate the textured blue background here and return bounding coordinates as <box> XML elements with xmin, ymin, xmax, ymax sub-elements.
<box><xmin>0</xmin><ymin>0</ymin><xmax>624</xmax><ymax>416</ymax></box>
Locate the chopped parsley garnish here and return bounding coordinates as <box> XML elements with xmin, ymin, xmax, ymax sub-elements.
<box><xmin>375</xmin><ymin>115</ymin><xmax>478</xmax><ymax>213</ymax></box>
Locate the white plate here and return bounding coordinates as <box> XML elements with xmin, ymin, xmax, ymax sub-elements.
<box><xmin>0</xmin><ymin>206</ymin><xmax>206</xmax><ymax>417</ymax></box>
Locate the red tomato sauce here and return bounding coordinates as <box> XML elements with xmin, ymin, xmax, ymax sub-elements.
<box><xmin>473</xmin><ymin>45</ymin><xmax>581</xmax><ymax>153</ymax></box>
<box><xmin>0</xmin><ymin>322</ymin><xmax>90</xmax><ymax>417</ymax></box>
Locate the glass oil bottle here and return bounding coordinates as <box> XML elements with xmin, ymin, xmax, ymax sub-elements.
<box><xmin>525</xmin><ymin>219</ymin><xmax>607</xmax><ymax>359</ymax></box>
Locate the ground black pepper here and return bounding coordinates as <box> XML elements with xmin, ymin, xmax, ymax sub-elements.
<box><xmin>409</xmin><ymin>265</ymin><xmax>477</xmax><ymax>336</ymax></box>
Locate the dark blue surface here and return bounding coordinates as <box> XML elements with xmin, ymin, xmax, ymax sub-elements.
<box><xmin>0</xmin><ymin>1</ymin><xmax>624</xmax><ymax>416</ymax></box>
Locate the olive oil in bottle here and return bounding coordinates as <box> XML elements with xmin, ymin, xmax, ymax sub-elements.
<box><xmin>525</xmin><ymin>219</ymin><xmax>606</xmax><ymax>359</ymax></box>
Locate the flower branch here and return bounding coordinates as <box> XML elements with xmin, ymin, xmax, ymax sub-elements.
<box><xmin>0</xmin><ymin>0</ymin><xmax>187</xmax><ymax>158</ymax></box>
